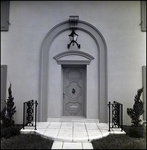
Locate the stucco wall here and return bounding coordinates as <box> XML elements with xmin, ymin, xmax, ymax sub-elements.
<box><xmin>1</xmin><ymin>1</ymin><xmax>146</xmax><ymax>125</ymax></box>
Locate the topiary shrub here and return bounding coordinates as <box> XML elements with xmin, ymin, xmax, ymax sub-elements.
<box><xmin>0</xmin><ymin>83</ymin><xmax>16</xmax><ymax>128</ymax></box>
<box><xmin>127</xmin><ymin>87</ymin><xmax>145</xmax><ymax>138</ymax></box>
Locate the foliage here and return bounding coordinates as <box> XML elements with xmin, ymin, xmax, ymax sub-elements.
<box><xmin>0</xmin><ymin>83</ymin><xmax>16</xmax><ymax>128</ymax></box>
<box><xmin>1</xmin><ymin>125</ymin><xmax>20</xmax><ymax>138</ymax></box>
<box><xmin>127</xmin><ymin>125</ymin><xmax>145</xmax><ymax>138</ymax></box>
<box><xmin>127</xmin><ymin>87</ymin><xmax>144</xmax><ymax>127</ymax></box>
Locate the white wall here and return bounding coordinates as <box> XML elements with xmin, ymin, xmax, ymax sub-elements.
<box><xmin>1</xmin><ymin>1</ymin><xmax>146</xmax><ymax>125</ymax></box>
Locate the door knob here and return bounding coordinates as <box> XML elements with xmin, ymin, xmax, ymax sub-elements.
<box><xmin>63</xmin><ymin>92</ymin><xmax>65</xmax><ymax>98</ymax></box>
<box><xmin>72</xmin><ymin>88</ymin><xmax>76</xmax><ymax>94</ymax></box>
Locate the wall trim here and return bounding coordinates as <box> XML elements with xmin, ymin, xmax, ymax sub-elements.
<box><xmin>1</xmin><ymin>65</ymin><xmax>7</xmax><ymax>110</ymax></box>
<box><xmin>56</xmin><ymin>60</ymin><xmax>91</xmax><ymax>65</ymax></box>
<box><xmin>142</xmin><ymin>66</ymin><xmax>146</xmax><ymax>121</ymax></box>
<box><xmin>53</xmin><ymin>50</ymin><xmax>94</xmax><ymax>65</ymax></box>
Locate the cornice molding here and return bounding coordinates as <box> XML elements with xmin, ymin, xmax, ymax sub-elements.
<box><xmin>56</xmin><ymin>60</ymin><xmax>90</xmax><ymax>65</ymax></box>
<box><xmin>53</xmin><ymin>50</ymin><xmax>94</xmax><ymax>65</ymax></box>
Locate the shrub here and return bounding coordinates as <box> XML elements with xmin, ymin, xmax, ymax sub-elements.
<box><xmin>127</xmin><ymin>87</ymin><xmax>144</xmax><ymax>127</ymax></box>
<box><xmin>127</xmin><ymin>87</ymin><xmax>145</xmax><ymax>138</ymax></box>
<box><xmin>0</xmin><ymin>83</ymin><xmax>16</xmax><ymax>128</ymax></box>
<box><xmin>127</xmin><ymin>125</ymin><xmax>144</xmax><ymax>138</ymax></box>
<box><xmin>1</xmin><ymin>125</ymin><xmax>20</xmax><ymax>138</ymax></box>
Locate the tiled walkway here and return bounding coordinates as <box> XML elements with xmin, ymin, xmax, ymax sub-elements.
<box><xmin>20</xmin><ymin>119</ymin><xmax>125</xmax><ymax>149</ymax></box>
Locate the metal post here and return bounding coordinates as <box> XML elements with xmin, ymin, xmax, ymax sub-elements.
<box><xmin>118</xmin><ymin>103</ymin><xmax>120</xmax><ymax>128</ymax></box>
<box><xmin>23</xmin><ymin>103</ymin><xmax>25</xmax><ymax>129</ymax></box>
<box><xmin>108</xmin><ymin>101</ymin><xmax>111</xmax><ymax>131</ymax></box>
<box><xmin>34</xmin><ymin>100</ymin><xmax>37</xmax><ymax>130</ymax></box>
<box><xmin>121</xmin><ymin>104</ymin><xmax>123</xmax><ymax>131</ymax></box>
<box><xmin>112</xmin><ymin>103</ymin><xmax>113</xmax><ymax>128</ymax></box>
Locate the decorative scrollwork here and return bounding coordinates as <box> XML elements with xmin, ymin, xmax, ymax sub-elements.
<box><xmin>26</xmin><ymin>100</ymin><xmax>34</xmax><ymax>126</ymax></box>
<box><xmin>107</xmin><ymin>101</ymin><xmax>123</xmax><ymax>132</ymax></box>
<box><xmin>112</xmin><ymin>103</ymin><xmax>119</xmax><ymax>128</ymax></box>
<box><xmin>23</xmin><ymin>100</ymin><xmax>38</xmax><ymax>130</ymax></box>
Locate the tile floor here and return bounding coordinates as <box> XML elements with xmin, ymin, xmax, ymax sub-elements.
<box><xmin>20</xmin><ymin>120</ymin><xmax>125</xmax><ymax>149</ymax></box>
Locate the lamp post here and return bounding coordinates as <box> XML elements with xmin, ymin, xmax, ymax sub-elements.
<box><xmin>67</xmin><ymin>29</ymin><xmax>81</xmax><ymax>49</ymax></box>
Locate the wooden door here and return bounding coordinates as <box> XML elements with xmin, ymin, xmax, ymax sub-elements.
<box><xmin>63</xmin><ymin>66</ymin><xmax>85</xmax><ymax>116</ymax></box>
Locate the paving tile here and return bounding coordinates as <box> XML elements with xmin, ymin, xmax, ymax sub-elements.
<box><xmin>82</xmin><ymin>142</ymin><xmax>93</xmax><ymax>149</ymax></box>
<box><xmin>74</xmin><ymin>127</ymin><xmax>86</xmax><ymax>131</ymax></box>
<box><xmin>51</xmin><ymin>141</ymin><xmax>63</xmax><ymax>149</ymax></box>
<box><xmin>44</xmin><ymin>128</ymin><xmax>60</xmax><ymax>139</ymax></box>
<box><xmin>87</xmin><ymin>130</ymin><xmax>103</xmax><ymax>141</ymax></box>
<box><xmin>73</xmin><ymin>131</ymin><xmax>89</xmax><ymax>142</ymax></box>
<box><xmin>36</xmin><ymin>122</ymin><xmax>50</xmax><ymax>129</ymax></box>
<box><xmin>87</xmin><ymin>129</ymin><xmax>101</xmax><ymax>135</ymax></box>
<box><xmin>37</xmin><ymin>125</ymin><xmax>50</xmax><ymax>129</ymax></box>
<box><xmin>85</xmin><ymin>123</ymin><xmax>98</xmax><ymax>130</ymax></box>
<box><xmin>35</xmin><ymin>129</ymin><xmax>46</xmax><ymax>134</ymax></box>
<box><xmin>74</xmin><ymin>122</ymin><xmax>85</xmax><ymax>127</ymax></box>
<box><xmin>74</xmin><ymin>122</ymin><xmax>86</xmax><ymax>131</ymax></box>
<box><xmin>61</xmin><ymin>122</ymin><xmax>73</xmax><ymax>129</ymax></box>
<box><xmin>48</xmin><ymin>122</ymin><xmax>61</xmax><ymax>128</ymax></box>
<box><xmin>63</xmin><ymin>142</ymin><xmax>82</xmax><ymax>149</ymax></box>
<box><xmin>36</xmin><ymin>122</ymin><xmax>50</xmax><ymax>125</ymax></box>
<box><xmin>97</xmin><ymin>123</ymin><xmax>109</xmax><ymax>130</ymax></box>
<box><xmin>57</xmin><ymin>129</ymin><xmax>72</xmax><ymax>142</ymax></box>
<box><xmin>100</xmin><ymin>129</ymin><xmax>110</xmax><ymax>137</ymax></box>
<box><xmin>73</xmin><ymin>127</ymin><xmax>87</xmax><ymax>132</ymax></box>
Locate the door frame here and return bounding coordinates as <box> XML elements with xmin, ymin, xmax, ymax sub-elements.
<box><xmin>62</xmin><ymin>65</ymin><xmax>87</xmax><ymax>117</ymax></box>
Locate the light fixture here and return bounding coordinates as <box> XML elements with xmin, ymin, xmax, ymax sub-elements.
<box><xmin>67</xmin><ymin>29</ymin><xmax>80</xmax><ymax>49</ymax></box>
<box><xmin>67</xmin><ymin>16</ymin><xmax>81</xmax><ymax>49</ymax></box>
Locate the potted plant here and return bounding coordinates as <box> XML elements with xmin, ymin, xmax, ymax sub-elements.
<box><xmin>127</xmin><ymin>87</ymin><xmax>145</xmax><ymax>138</ymax></box>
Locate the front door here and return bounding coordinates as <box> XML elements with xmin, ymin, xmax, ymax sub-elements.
<box><xmin>63</xmin><ymin>66</ymin><xmax>86</xmax><ymax>116</ymax></box>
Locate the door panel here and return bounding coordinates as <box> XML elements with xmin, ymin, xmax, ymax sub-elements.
<box><xmin>63</xmin><ymin>66</ymin><xmax>85</xmax><ymax>116</ymax></box>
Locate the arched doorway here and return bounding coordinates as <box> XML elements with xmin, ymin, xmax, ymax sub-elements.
<box><xmin>39</xmin><ymin>18</ymin><xmax>108</xmax><ymax>123</ymax></box>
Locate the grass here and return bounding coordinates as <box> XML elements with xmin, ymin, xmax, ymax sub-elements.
<box><xmin>1</xmin><ymin>134</ymin><xmax>54</xmax><ymax>149</ymax></box>
<box><xmin>1</xmin><ymin>124</ymin><xmax>146</xmax><ymax>149</ymax></box>
<box><xmin>91</xmin><ymin>134</ymin><xmax>146</xmax><ymax>149</ymax></box>
<box><xmin>91</xmin><ymin>125</ymin><xmax>146</xmax><ymax>149</ymax></box>
<box><xmin>1</xmin><ymin>124</ymin><xmax>54</xmax><ymax>149</ymax></box>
